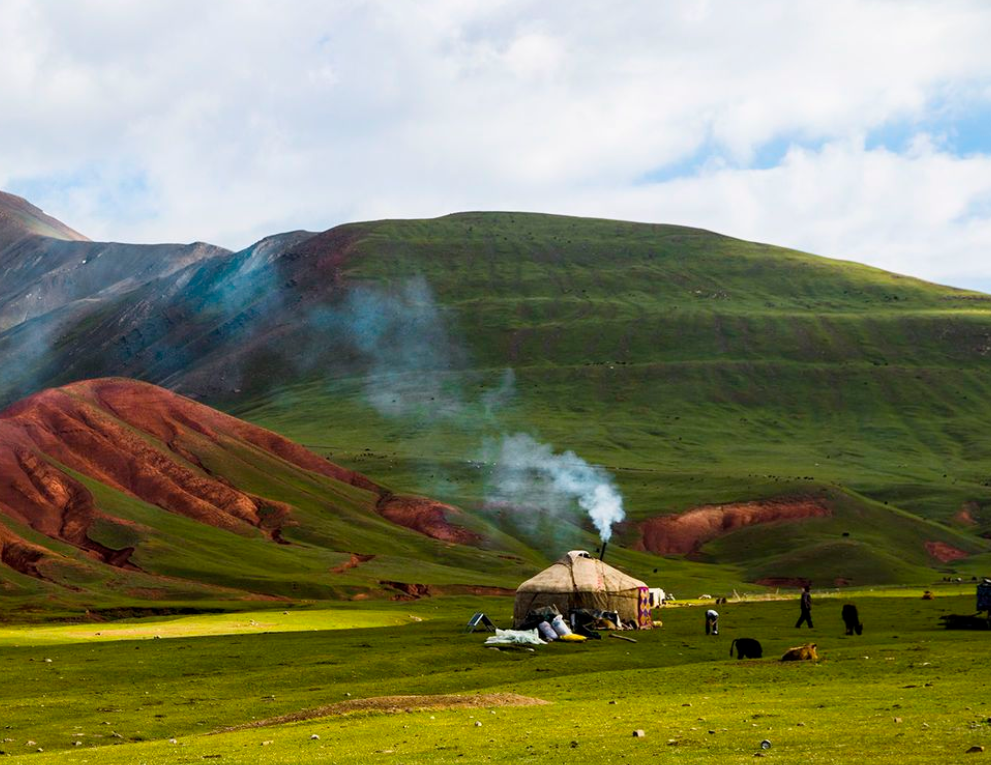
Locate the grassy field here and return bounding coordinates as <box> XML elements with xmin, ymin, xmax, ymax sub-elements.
<box><xmin>0</xmin><ymin>588</ymin><xmax>988</xmax><ymax>763</ymax></box>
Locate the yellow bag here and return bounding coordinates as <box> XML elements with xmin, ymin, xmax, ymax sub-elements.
<box><xmin>558</xmin><ymin>633</ymin><xmax>587</xmax><ymax>642</ymax></box>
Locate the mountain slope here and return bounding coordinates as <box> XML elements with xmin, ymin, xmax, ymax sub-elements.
<box><xmin>0</xmin><ymin>191</ymin><xmax>88</xmax><ymax>243</ymax></box>
<box><xmin>3</xmin><ymin>201</ymin><xmax>991</xmax><ymax>589</ymax></box>
<box><xmin>0</xmin><ymin>378</ymin><xmax>524</xmax><ymax>606</ymax></box>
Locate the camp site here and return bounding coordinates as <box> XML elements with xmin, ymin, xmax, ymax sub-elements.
<box><xmin>6</xmin><ymin>4</ymin><xmax>991</xmax><ymax>762</ymax></box>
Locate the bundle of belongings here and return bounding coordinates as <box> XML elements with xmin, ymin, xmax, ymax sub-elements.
<box><xmin>484</xmin><ymin>628</ymin><xmax>549</xmax><ymax>647</ymax></box>
<box><xmin>483</xmin><ymin>621</ymin><xmax>587</xmax><ymax>647</ymax></box>
<box><xmin>516</xmin><ymin>604</ymin><xmax>623</xmax><ymax>640</ymax></box>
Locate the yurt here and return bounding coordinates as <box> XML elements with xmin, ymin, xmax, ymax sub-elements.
<box><xmin>513</xmin><ymin>550</ymin><xmax>652</xmax><ymax>629</ymax></box>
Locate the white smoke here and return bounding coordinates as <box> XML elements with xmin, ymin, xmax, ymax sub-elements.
<box><xmin>337</xmin><ymin>277</ymin><xmax>466</xmax><ymax>420</ymax></box>
<box><xmin>485</xmin><ymin>432</ymin><xmax>626</xmax><ymax>543</ymax></box>
<box><xmin>332</xmin><ymin>277</ymin><xmax>628</xmax><ymax>544</ymax></box>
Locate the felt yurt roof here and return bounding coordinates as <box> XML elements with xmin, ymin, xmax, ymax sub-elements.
<box><xmin>517</xmin><ymin>550</ymin><xmax>647</xmax><ymax>594</ymax></box>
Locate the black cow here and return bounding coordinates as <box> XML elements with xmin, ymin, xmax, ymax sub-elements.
<box><xmin>841</xmin><ymin>604</ymin><xmax>863</xmax><ymax>635</ymax></box>
<box><xmin>729</xmin><ymin>637</ymin><xmax>763</xmax><ymax>659</ymax></box>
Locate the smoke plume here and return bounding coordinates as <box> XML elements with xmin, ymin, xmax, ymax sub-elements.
<box><xmin>339</xmin><ymin>277</ymin><xmax>466</xmax><ymax>420</ymax></box>
<box><xmin>332</xmin><ymin>276</ymin><xmax>627</xmax><ymax>546</ymax></box>
<box><xmin>484</xmin><ymin>433</ymin><xmax>625</xmax><ymax>543</ymax></box>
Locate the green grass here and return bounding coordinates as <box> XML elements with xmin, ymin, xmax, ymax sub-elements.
<box><xmin>0</xmin><ymin>607</ymin><xmax>415</xmax><ymax>646</ymax></box>
<box><xmin>8</xmin><ymin>211</ymin><xmax>991</xmax><ymax>610</ymax></box>
<box><xmin>210</xmin><ymin>212</ymin><xmax>991</xmax><ymax>587</ymax></box>
<box><xmin>0</xmin><ymin>590</ymin><xmax>988</xmax><ymax>763</ymax></box>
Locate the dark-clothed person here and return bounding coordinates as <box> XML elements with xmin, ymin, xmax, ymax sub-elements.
<box><xmin>796</xmin><ymin>585</ymin><xmax>813</xmax><ymax>628</ymax></box>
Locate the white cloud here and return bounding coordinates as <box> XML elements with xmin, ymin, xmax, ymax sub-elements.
<box><xmin>563</xmin><ymin>139</ymin><xmax>991</xmax><ymax>288</ymax></box>
<box><xmin>1</xmin><ymin>0</ymin><xmax>990</xmax><ymax>286</ymax></box>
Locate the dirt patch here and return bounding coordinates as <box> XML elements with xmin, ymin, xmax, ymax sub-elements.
<box><xmin>376</xmin><ymin>494</ymin><xmax>482</xmax><ymax>546</ymax></box>
<box><xmin>0</xmin><ymin>523</ymin><xmax>54</xmax><ymax>580</ymax></box>
<box><xmin>635</xmin><ymin>496</ymin><xmax>830</xmax><ymax>555</ymax></box>
<box><xmin>955</xmin><ymin>503</ymin><xmax>979</xmax><ymax>526</ymax></box>
<box><xmin>924</xmin><ymin>541</ymin><xmax>970</xmax><ymax>563</ymax></box>
<box><xmin>331</xmin><ymin>553</ymin><xmax>376</xmax><ymax>574</ymax></box>
<box><xmin>218</xmin><ymin>693</ymin><xmax>549</xmax><ymax>732</ymax></box>
<box><xmin>379</xmin><ymin>581</ymin><xmax>515</xmax><ymax>601</ymax></box>
<box><xmin>445</xmin><ymin>585</ymin><xmax>515</xmax><ymax>597</ymax></box>
<box><xmin>754</xmin><ymin>577</ymin><xmax>811</xmax><ymax>589</ymax></box>
<box><xmin>382</xmin><ymin>581</ymin><xmax>432</xmax><ymax>600</ymax></box>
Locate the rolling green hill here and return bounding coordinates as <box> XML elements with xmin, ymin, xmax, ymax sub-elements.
<box><xmin>225</xmin><ymin>213</ymin><xmax>991</xmax><ymax>585</ymax></box>
<box><xmin>3</xmin><ymin>202</ymin><xmax>991</xmax><ymax>595</ymax></box>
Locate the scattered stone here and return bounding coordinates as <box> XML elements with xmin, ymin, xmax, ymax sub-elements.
<box><xmin>667</xmin><ymin>739</ymin><xmax>678</xmax><ymax>746</ymax></box>
<box><xmin>169</xmin><ymin>738</ymin><xmax>178</xmax><ymax>744</ymax></box>
<box><xmin>43</xmin><ymin>659</ymin><xmax>52</xmax><ymax>664</ymax></box>
<box><xmin>474</xmin><ymin>721</ymin><xmax>483</xmax><ymax>727</ymax></box>
<box><xmin>111</xmin><ymin>732</ymin><xmax>123</xmax><ymax>739</ymax></box>
<box><xmin>894</xmin><ymin>717</ymin><xmax>903</xmax><ymax>724</ymax></box>
<box><xmin>570</xmin><ymin>741</ymin><xmax>579</xmax><ymax>748</ymax></box>
<box><xmin>632</xmin><ymin>730</ymin><xmax>646</xmax><ymax>738</ymax></box>
<box><xmin>609</xmin><ymin>700</ymin><xmax>617</xmax><ymax>705</ymax></box>
<box><xmin>261</xmin><ymin>740</ymin><xmax>273</xmax><ymax>746</ymax></box>
<box><xmin>682</xmin><ymin>702</ymin><xmax>692</xmax><ymax>707</ymax></box>
<box><xmin>709</xmin><ymin>730</ymin><xmax>716</xmax><ymax>735</ymax></box>
<box><xmin>310</xmin><ymin>734</ymin><xmax>320</xmax><ymax>740</ymax></box>
<box><xmin>74</xmin><ymin>741</ymin><xmax>82</xmax><ymax>747</ymax></box>
<box><xmin>967</xmin><ymin>745</ymin><xmax>985</xmax><ymax>753</ymax></box>
<box><xmin>26</xmin><ymin>741</ymin><xmax>35</xmax><ymax>746</ymax></box>
<box><xmin>761</xmin><ymin>740</ymin><xmax>772</xmax><ymax>750</ymax></box>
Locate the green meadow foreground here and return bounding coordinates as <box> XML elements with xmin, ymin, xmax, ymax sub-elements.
<box><xmin>0</xmin><ymin>589</ymin><xmax>988</xmax><ymax>764</ymax></box>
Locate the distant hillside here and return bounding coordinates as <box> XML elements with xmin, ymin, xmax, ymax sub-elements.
<box><xmin>3</xmin><ymin>199</ymin><xmax>991</xmax><ymax>592</ymax></box>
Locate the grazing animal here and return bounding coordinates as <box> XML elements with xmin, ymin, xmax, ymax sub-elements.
<box><xmin>780</xmin><ymin>643</ymin><xmax>818</xmax><ymax>662</ymax></box>
<box><xmin>841</xmin><ymin>604</ymin><xmax>863</xmax><ymax>635</ymax></box>
<box><xmin>729</xmin><ymin>637</ymin><xmax>763</xmax><ymax>659</ymax></box>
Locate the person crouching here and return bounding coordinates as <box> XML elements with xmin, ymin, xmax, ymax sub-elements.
<box><xmin>705</xmin><ymin>608</ymin><xmax>719</xmax><ymax>635</ymax></box>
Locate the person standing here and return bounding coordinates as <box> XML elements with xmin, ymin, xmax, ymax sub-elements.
<box><xmin>705</xmin><ymin>608</ymin><xmax>719</xmax><ymax>635</ymax></box>
<box><xmin>795</xmin><ymin>584</ymin><xmax>813</xmax><ymax>628</ymax></box>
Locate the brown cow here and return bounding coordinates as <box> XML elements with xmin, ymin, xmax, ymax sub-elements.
<box><xmin>781</xmin><ymin>643</ymin><xmax>818</xmax><ymax>662</ymax></box>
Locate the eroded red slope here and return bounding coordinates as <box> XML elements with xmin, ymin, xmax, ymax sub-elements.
<box><xmin>0</xmin><ymin>378</ymin><xmax>479</xmax><ymax>580</ymax></box>
<box><xmin>635</xmin><ymin>496</ymin><xmax>831</xmax><ymax>555</ymax></box>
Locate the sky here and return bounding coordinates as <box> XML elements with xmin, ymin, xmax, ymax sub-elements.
<box><xmin>2</xmin><ymin>0</ymin><xmax>991</xmax><ymax>290</ymax></box>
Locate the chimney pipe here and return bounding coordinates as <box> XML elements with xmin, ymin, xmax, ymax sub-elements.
<box><xmin>599</xmin><ymin>541</ymin><xmax>608</xmax><ymax>561</ymax></box>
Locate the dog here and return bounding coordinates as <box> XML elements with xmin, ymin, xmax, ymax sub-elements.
<box><xmin>729</xmin><ymin>637</ymin><xmax>763</xmax><ymax>659</ymax></box>
<box><xmin>841</xmin><ymin>604</ymin><xmax>863</xmax><ymax>635</ymax></box>
<box><xmin>780</xmin><ymin>643</ymin><xmax>818</xmax><ymax>662</ymax></box>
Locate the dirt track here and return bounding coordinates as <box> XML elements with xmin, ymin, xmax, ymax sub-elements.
<box><xmin>217</xmin><ymin>693</ymin><xmax>550</xmax><ymax>731</ymax></box>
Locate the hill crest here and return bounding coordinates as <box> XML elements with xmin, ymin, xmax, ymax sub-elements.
<box><xmin>0</xmin><ymin>191</ymin><xmax>89</xmax><ymax>243</ymax></box>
